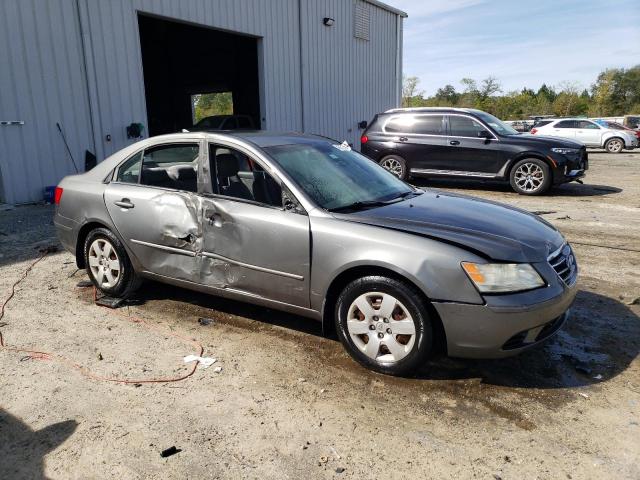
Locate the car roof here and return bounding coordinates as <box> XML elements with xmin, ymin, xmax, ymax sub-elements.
<box><xmin>383</xmin><ymin>107</ymin><xmax>487</xmax><ymax>115</ymax></box>
<box><xmin>156</xmin><ymin>130</ymin><xmax>338</xmax><ymax>148</ymax></box>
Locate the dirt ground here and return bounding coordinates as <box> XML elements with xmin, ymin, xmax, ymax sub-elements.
<box><xmin>1</xmin><ymin>150</ymin><xmax>639</xmax><ymax>479</ymax></box>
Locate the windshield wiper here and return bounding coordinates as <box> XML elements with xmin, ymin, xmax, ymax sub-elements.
<box><xmin>328</xmin><ymin>199</ymin><xmax>391</xmax><ymax>213</ymax></box>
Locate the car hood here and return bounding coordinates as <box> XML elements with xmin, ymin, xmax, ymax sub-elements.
<box><xmin>334</xmin><ymin>190</ymin><xmax>565</xmax><ymax>263</ymax></box>
<box><xmin>513</xmin><ymin>133</ymin><xmax>584</xmax><ymax>148</ymax></box>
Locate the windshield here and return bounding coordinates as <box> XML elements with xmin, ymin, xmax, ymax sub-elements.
<box><xmin>474</xmin><ymin>111</ymin><xmax>519</xmax><ymax>135</ymax></box>
<box><xmin>264</xmin><ymin>142</ymin><xmax>414</xmax><ymax>211</ymax></box>
<box><xmin>196</xmin><ymin>116</ymin><xmax>225</xmax><ymax>128</ymax></box>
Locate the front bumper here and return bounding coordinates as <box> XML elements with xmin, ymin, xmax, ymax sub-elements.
<box><xmin>432</xmin><ymin>280</ymin><xmax>578</xmax><ymax>359</ymax></box>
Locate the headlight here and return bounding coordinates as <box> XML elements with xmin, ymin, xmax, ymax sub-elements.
<box><xmin>551</xmin><ymin>147</ymin><xmax>579</xmax><ymax>155</ymax></box>
<box><xmin>461</xmin><ymin>262</ymin><xmax>545</xmax><ymax>293</ymax></box>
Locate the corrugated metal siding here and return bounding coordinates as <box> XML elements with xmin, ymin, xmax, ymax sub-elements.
<box><xmin>300</xmin><ymin>0</ymin><xmax>399</xmax><ymax>147</ymax></box>
<box><xmin>80</xmin><ymin>0</ymin><xmax>304</xmax><ymax>159</ymax></box>
<box><xmin>0</xmin><ymin>0</ymin><xmax>94</xmax><ymax>204</ymax></box>
<box><xmin>0</xmin><ymin>0</ymin><xmax>402</xmax><ymax>204</ymax></box>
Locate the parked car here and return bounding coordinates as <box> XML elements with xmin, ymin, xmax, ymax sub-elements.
<box><xmin>594</xmin><ymin>120</ymin><xmax>640</xmax><ymax>141</ymax></box>
<box><xmin>191</xmin><ymin>114</ymin><xmax>254</xmax><ymax>131</ymax></box>
<box><xmin>54</xmin><ymin>132</ymin><xmax>578</xmax><ymax>376</ymax></box>
<box><xmin>360</xmin><ymin>108</ymin><xmax>588</xmax><ymax>195</ymax></box>
<box><xmin>531</xmin><ymin>118</ymin><xmax>639</xmax><ymax>153</ymax></box>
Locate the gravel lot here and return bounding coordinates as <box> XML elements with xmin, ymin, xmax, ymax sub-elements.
<box><xmin>1</xmin><ymin>150</ymin><xmax>639</xmax><ymax>479</ymax></box>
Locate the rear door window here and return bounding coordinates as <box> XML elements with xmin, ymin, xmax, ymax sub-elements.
<box><xmin>140</xmin><ymin>144</ymin><xmax>199</xmax><ymax>192</ymax></box>
<box><xmin>115</xmin><ymin>151</ymin><xmax>143</xmax><ymax>184</ymax></box>
<box><xmin>449</xmin><ymin>116</ymin><xmax>489</xmax><ymax>137</ymax></box>
<box><xmin>413</xmin><ymin>115</ymin><xmax>445</xmax><ymax>135</ymax></box>
<box><xmin>554</xmin><ymin>120</ymin><xmax>578</xmax><ymax>129</ymax></box>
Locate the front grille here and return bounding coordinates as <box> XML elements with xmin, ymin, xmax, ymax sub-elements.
<box><xmin>548</xmin><ymin>243</ymin><xmax>578</xmax><ymax>286</ymax></box>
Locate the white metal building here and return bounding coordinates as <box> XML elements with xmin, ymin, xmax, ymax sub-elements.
<box><xmin>0</xmin><ymin>0</ymin><xmax>405</xmax><ymax>204</ymax></box>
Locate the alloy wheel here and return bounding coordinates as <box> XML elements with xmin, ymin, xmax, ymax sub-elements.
<box><xmin>514</xmin><ymin>162</ymin><xmax>544</xmax><ymax>193</ymax></box>
<box><xmin>88</xmin><ymin>238</ymin><xmax>121</xmax><ymax>289</ymax></box>
<box><xmin>346</xmin><ymin>292</ymin><xmax>416</xmax><ymax>363</ymax></box>
<box><xmin>380</xmin><ymin>158</ymin><xmax>403</xmax><ymax>178</ymax></box>
<box><xmin>607</xmin><ymin>139</ymin><xmax>623</xmax><ymax>153</ymax></box>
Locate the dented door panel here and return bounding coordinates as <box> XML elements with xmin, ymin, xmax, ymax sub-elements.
<box><xmin>200</xmin><ymin>196</ymin><xmax>311</xmax><ymax>308</ymax></box>
<box><xmin>104</xmin><ymin>184</ymin><xmax>203</xmax><ymax>282</ymax></box>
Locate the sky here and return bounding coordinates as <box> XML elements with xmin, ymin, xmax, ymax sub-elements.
<box><xmin>391</xmin><ymin>0</ymin><xmax>640</xmax><ymax>96</ymax></box>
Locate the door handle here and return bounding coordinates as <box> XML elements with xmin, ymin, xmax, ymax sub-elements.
<box><xmin>114</xmin><ymin>198</ymin><xmax>134</xmax><ymax>209</ymax></box>
<box><xmin>449</xmin><ymin>140</ymin><xmax>460</xmax><ymax>146</ymax></box>
<box><xmin>398</xmin><ymin>136</ymin><xmax>408</xmax><ymax>142</ymax></box>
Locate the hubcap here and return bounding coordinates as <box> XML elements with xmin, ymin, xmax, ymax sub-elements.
<box><xmin>88</xmin><ymin>239</ymin><xmax>121</xmax><ymax>289</ymax></box>
<box><xmin>380</xmin><ymin>158</ymin><xmax>403</xmax><ymax>178</ymax></box>
<box><xmin>514</xmin><ymin>163</ymin><xmax>544</xmax><ymax>192</ymax></box>
<box><xmin>608</xmin><ymin>140</ymin><xmax>622</xmax><ymax>152</ymax></box>
<box><xmin>346</xmin><ymin>292</ymin><xmax>416</xmax><ymax>363</ymax></box>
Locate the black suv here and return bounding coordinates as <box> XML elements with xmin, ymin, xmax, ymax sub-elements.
<box><xmin>360</xmin><ymin>108</ymin><xmax>588</xmax><ymax>195</ymax></box>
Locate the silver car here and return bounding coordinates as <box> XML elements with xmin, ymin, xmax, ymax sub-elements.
<box><xmin>54</xmin><ymin>132</ymin><xmax>578</xmax><ymax>375</ymax></box>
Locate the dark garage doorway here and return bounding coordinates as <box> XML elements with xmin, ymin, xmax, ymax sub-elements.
<box><xmin>138</xmin><ymin>14</ymin><xmax>261</xmax><ymax>136</ymax></box>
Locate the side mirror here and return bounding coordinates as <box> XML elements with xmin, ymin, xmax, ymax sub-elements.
<box><xmin>358</xmin><ymin>120</ymin><xmax>368</xmax><ymax>129</ymax></box>
<box><xmin>477</xmin><ymin>130</ymin><xmax>492</xmax><ymax>139</ymax></box>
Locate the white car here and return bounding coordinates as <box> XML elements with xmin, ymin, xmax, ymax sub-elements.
<box><xmin>531</xmin><ymin>118</ymin><xmax>638</xmax><ymax>153</ymax></box>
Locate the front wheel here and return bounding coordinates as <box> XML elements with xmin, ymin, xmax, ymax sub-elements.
<box><xmin>335</xmin><ymin>276</ymin><xmax>433</xmax><ymax>376</ymax></box>
<box><xmin>604</xmin><ymin>137</ymin><xmax>624</xmax><ymax>154</ymax></box>
<box><xmin>379</xmin><ymin>155</ymin><xmax>409</xmax><ymax>181</ymax></box>
<box><xmin>509</xmin><ymin>158</ymin><xmax>551</xmax><ymax>195</ymax></box>
<box><xmin>84</xmin><ymin>227</ymin><xmax>139</xmax><ymax>297</ymax></box>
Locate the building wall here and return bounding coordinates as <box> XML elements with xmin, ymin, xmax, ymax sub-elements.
<box><xmin>0</xmin><ymin>0</ymin><xmax>95</xmax><ymax>205</ymax></box>
<box><xmin>0</xmin><ymin>0</ymin><xmax>403</xmax><ymax>204</ymax></box>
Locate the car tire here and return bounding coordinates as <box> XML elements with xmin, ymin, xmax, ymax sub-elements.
<box><xmin>604</xmin><ymin>137</ymin><xmax>624</xmax><ymax>154</ymax></box>
<box><xmin>335</xmin><ymin>275</ymin><xmax>432</xmax><ymax>376</ymax></box>
<box><xmin>379</xmin><ymin>155</ymin><xmax>409</xmax><ymax>180</ymax></box>
<box><xmin>84</xmin><ymin>227</ymin><xmax>140</xmax><ymax>298</ymax></box>
<box><xmin>509</xmin><ymin>158</ymin><xmax>551</xmax><ymax>195</ymax></box>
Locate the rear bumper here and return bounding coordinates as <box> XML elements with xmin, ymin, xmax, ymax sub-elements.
<box><xmin>433</xmin><ymin>282</ymin><xmax>578</xmax><ymax>359</ymax></box>
<box><xmin>53</xmin><ymin>212</ymin><xmax>79</xmax><ymax>255</ymax></box>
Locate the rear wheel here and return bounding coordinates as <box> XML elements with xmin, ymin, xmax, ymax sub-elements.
<box><xmin>510</xmin><ymin>158</ymin><xmax>551</xmax><ymax>195</ymax></box>
<box><xmin>335</xmin><ymin>276</ymin><xmax>432</xmax><ymax>376</ymax></box>
<box><xmin>604</xmin><ymin>137</ymin><xmax>624</xmax><ymax>154</ymax></box>
<box><xmin>84</xmin><ymin>228</ymin><xmax>139</xmax><ymax>297</ymax></box>
<box><xmin>379</xmin><ymin>155</ymin><xmax>409</xmax><ymax>180</ymax></box>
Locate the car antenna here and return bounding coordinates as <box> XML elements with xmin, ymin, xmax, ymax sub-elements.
<box><xmin>56</xmin><ymin>122</ymin><xmax>79</xmax><ymax>173</ymax></box>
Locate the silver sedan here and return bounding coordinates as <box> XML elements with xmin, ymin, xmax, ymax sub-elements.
<box><xmin>54</xmin><ymin>131</ymin><xmax>578</xmax><ymax>375</ymax></box>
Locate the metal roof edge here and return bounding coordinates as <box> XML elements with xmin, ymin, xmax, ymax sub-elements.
<box><xmin>365</xmin><ymin>0</ymin><xmax>408</xmax><ymax>18</ymax></box>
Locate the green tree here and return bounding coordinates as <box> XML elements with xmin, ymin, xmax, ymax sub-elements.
<box><xmin>193</xmin><ymin>92</ymin><xmax>233</xmax><ymax>123</ymax></box>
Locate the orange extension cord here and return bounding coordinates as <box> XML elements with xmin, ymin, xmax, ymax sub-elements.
<box><xmin>0</xmin><ymin>249</ymin><xmax>205</xmax><ymax>384</ymax></box>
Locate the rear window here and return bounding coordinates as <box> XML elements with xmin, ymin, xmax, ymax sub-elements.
<box><xmin>534</xmin><ymin>120</ymin><xmax>553</xmax><ymax>128</ymax></box>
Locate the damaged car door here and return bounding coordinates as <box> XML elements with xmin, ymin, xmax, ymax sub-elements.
<box><xmin>104</xmin><ymin>142</ymin><xmax>203</xmax><ymax>282</ymax></box>
<box><xmin>199</xmin><ymin>144</ymin><xmax>311</xmax><ymax>308</ymax></box>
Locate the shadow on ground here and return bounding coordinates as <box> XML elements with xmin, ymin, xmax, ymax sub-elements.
<box><xmin>0</xmin><ymin>409</ymin><xmax>77</xmax><ymax>480</ymax></box>
<box><xmin>130</xmin><ymin>283</ymin><xmax>639</xmax><ymax>391</ymax></box>
<box><xmin>411</xmin><ymin>178</ymin><xmax>622</xmax><ymax>197</ymax></box>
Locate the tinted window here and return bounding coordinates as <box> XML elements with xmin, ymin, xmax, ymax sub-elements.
<box><xmin>533</xmin><ymin>120</ymin><xmax>553</xmax><ymax>127</ymax></box>
<box><xmin>222</xmin><ymin>117</ymin><xmax>238</xmax><ymax>130</ymax></box>
<box><xmin>210</xmin><ymin>145</ymin><xmax>282</xmax><ymax>208</ymax></box>
<box><xmin>383</xmin><ymin>115</ymin><xmax>417</xmax><ymax>133</ymax></box>
<box><xmin>449</xmin><ymin>116</ymin><xmax>489</xmax><ymax>137</ymax></box>
<box><xmin>577</xmin><ymin>120</ymin><xmax>600</xmax><ymax>129</ymax></box>
<box><xmin>140</xmin><ymin>144</ymin><xmax>199</xmax><ymax>192</ymax></box>
<box><xmin>413</xmin><ymin>115</ymin><xmax>444</xmax><ymax>135</ymax></box>
<box><xmin>116</xmin><ymin>151</ymin><xmax>142</xmax><ymax>184</ymax></box>
<box><xmin>554</xmin><ymin>120</ymin><xmax>577</xmax><ymax>128</ymax></box>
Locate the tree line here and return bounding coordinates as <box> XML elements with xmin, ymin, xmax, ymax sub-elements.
<box><xmin>402</xmin><ymin>65</ymin><xmax>640</xmax><ymax>120</ymax></box>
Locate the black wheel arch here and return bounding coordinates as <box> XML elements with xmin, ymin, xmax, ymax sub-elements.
<box><xmin>321</xmin><ymin>265</ymin><xmax>447</xmax><ymax>356</ymax></box>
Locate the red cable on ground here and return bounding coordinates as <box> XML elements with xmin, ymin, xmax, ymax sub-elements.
<box><xmin>0</xmin><ymin>250</ymin><xmax>205</xmax><ymax>384</ymax></box>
